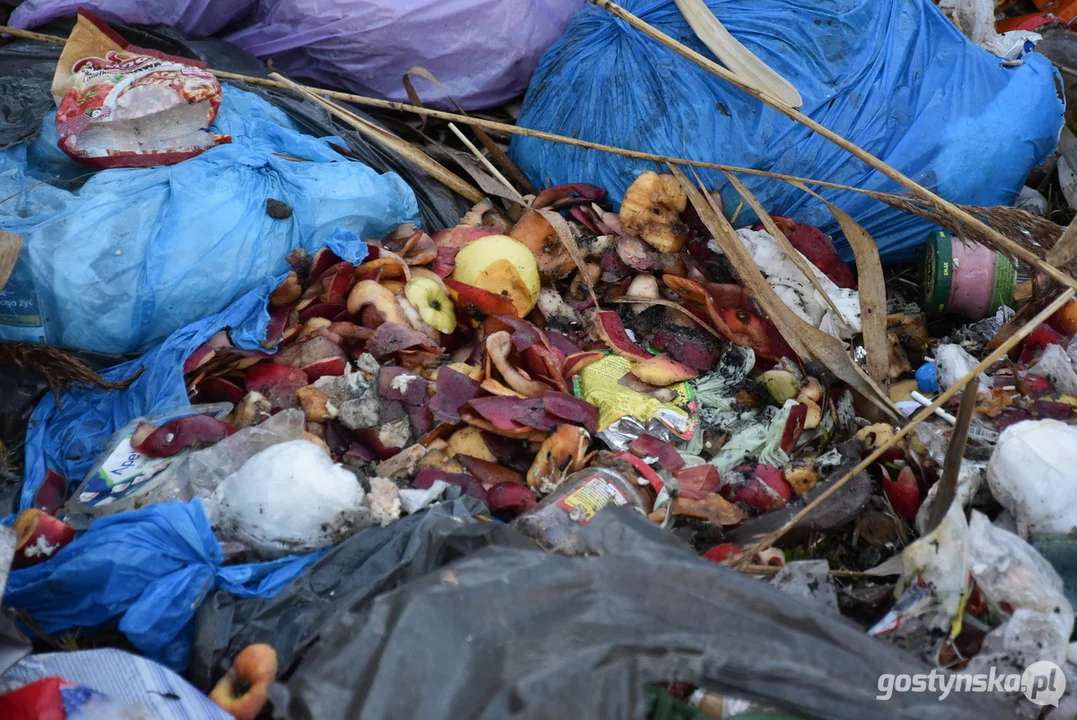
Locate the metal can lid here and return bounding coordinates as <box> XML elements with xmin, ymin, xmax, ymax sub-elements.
<box><xmin>920</xmin><ymin>230</ymin><xmax>953</xmax><ymax>314</ymax></box>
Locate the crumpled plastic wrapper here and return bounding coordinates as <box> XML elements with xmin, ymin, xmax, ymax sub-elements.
<box><xmin>733</xmin><ymin>228</ymin><xmax>861</xmax><ymax>340</ymax></box>
<box><xmin>987</xmin><ymin>419</ymin><xmax>1077</xmax><ymax>536</ymax></box>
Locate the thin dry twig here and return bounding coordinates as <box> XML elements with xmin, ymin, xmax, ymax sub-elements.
<box><xmin>269</xmin><ymin>72</ymin><xmax>484</xmax><ymax>203</ymax></box>
<box><xmin>923</xmin><ymin>376</ymin><xmax>979</xmax><ymax>534</ymax></box>
<box><xmin>588</xmin><ymin>0</ymin><xmax>1077</xmax><ymax>294</ymax></box>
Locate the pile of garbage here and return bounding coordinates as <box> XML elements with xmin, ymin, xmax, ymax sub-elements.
<box><xmin>3</xmin><ymin>1</ymin><xmax>1077</xmax><ymax>719</ymax></box>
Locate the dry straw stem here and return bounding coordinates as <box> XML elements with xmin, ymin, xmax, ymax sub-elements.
<box><xmin>791</xmin><ymin>181</ymin><xmax>889</xmax><ymax>386</ymax></box>
<box><xmin>268</xmin><ymin>73</ymin><xmax>484</xmax><ymax>203</ymax></box>
<box><xmin>588</xmin><ymin>0</ymin><xmax>1077</xmax><ymax>293</ymax></box>
<box><xmin>0</xmin><ymin>28</ymin><xmax>1006</xmax><ymax>207</ymax></box>
<box><xmin>403</xmin><ymin>66</ymin><xmax>535</xmax><ymax>194</ymax></box>
<box><xmin>447</xmin><ymin>122</ymin><xmax>525</xmax><ymax>204</ymax></box>
<box><xmin>720</xmin><ymin>171</ymin><xmax>847</xmax><ymax>323</ymax></box>
<box><xmin>8</xmin><ymin>21</ymin><xmax>1077</xmax><ymax>283</ymax></box>
<box><xmin>730</xmin><ymin>287</ymin><xmax>1077</xmax><ymax>568</ymax></box>
<box><xmin>923</xmin><ymin>375</ymin><xmax>978</xmax><ymax>534</ymax></box>
<box><xmin>673</xmin><ymin>164</ymin><xmax>900</xmax><ymax>420</ymax></box>
<box><xmin>7</xmin><ymin>26</ymin><xmax>1074</xmax><ymax>291</ymax></box>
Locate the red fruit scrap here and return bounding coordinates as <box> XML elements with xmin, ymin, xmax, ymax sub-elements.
<box><xmin>324</xmin><ymin>420</ymin><xmax>353</xmax><ymax>457</ymax></box>
<box><xmin>876</xmin><ymin>446</ymin><xmax>906</xmax><ymax>463</ymax></box>
<box><xmin>301</xmin><ymin>358</ymin><xmax>345</xmax><ymax>382</ymax></box>
<box><xmin>770</xmin><ymin>216</ymin><xmax>856</xmax><ymax>289</ymax></box>
<box><xmin>1033</xmin><ymin>400</ymin><xmax>1074</xmax><ymax>420</ymax></box>
<box><xmin>431</xmin><ymin>226</ymin><xmax>499</xmax><ymax>250</ymax></box>
<box><xmin>468</xmin><ymin>396</ymin><xmax>558</xmax><ymax>432</ymax></box>
<box><xmin>197</xmin><ymin>376</ymin><xmax>246</xmax><ymax>404</ymax></box>
<box><xmin>616</xmin><ymin>236</ymin><xmax>662</xmax><ymax>273</ymax></box>
<box><xmin>613</xmin><ymin>451</ymin><xmax>664</xmax><ymax>493</ymax></box>
<box><xmin>309</xmin><ymin>247</ymin><xmax>343</xmax><ymax>281</ymax></box>
<box><xmin>298</xmin><ymin>302</ymin><xmax>347</xmax><ymax>323</ymax></box>
<box><xmin>366</xmin><ymin>322</ymin><xmax>437</xmax><ymax>358</ymax></box>
<box><xmin>701</xmin><ymin>543</ymin><xmax>742</xmax><ymax>563</ymax></box>
<box><xmin>486</xmin><ymin>482</ymin><xmax>537</xmax><ymax>519</ymax></box>
<box><xmin>593</xmin><ymin>311</ymin><xmax>652</xmax><ymax>362</ymax></box>
<box><xmin>246</xmin><ymin>363</ymin><xmax>309</xmax><ymax>410</ymax></box>
<box><xmin>1020</xmin><ymin>324</ymin><xmax>1064</xmax><ymax>363</ymax></box>
<box><xmin>532</xmin><ymin>183</ymin><xmax>607</xmax><ymax>210</ymax></box>
<box><xmin>456</xmin><ymin>454</ymin><xmax>526</xmax><ymax>487</ymax></box>
<box><xmin>706</xmin><ymin>283</ymin><xmax>750</xmax><ymax>309</ymax></box>
<box><xmin>480</xmin><ymin>431</ymin><xmax>535</xmax><ymax>474</ymax></box>
<box><xmin>14</xmin><ymin>509</ymin><xmax>76</xmax><ymax>568</ymax></box>
<box><xmin>183</xmin><ymin>343</ymin><xmax>216</xmax><ymax>375</ymax></box>
<box><xmin>628</xmin><ymin>434</ymin><xmax>685</xmax><ymax>471</ymax></box>
<box><xmin>274</xmin><ymin>335</ymin><xmax>347</xmax><ymax>369</ymax></box>
<box><xmin>377</xmin><ymin>366</ymin><xmax>430</xmax><ymax>406</ymax></box>
<box><xmin>414</xmin><ymin>467</ymin><xmax>487</xmax><ymax>504</ymax></box>
<box><xmin>444</xmin><ymin>278</ymin><xmax>517</xmax><ymax>316</ymax></box>
<box><xmin>600</xmin><ymin>248</ymin><xmax>632</xmax><ymax>284</ymax></box>
<box><xmin>350</xmin><ymin>429</ymin><xmax>404</xmax><ymax>460</ymax></box>
<box><xmin>431</xmin><ymin>246</ymin><xmax>457</xmax><ymax>278</ymax></box>
<box><xmin>883</xmin><ymin>466</ymin><xmax>921</xmax><ymax>521</ymax></box>
<box><xmin>430</xmin><ymin>366</ymin><xmax>482</xmax><ymax>424</ymax></box>
<box><xmin>133</xmin><ymin>415</ymin><xmax>235</xmax><ymax>458</ymax></box>
<box><xmin>781</xmin><ymin>404</ymin><xmax>808</xmax><ymax>454</ymax></box>
<box><xmin>568</xmin><ymin>205</ymin><xmax>603</xmax><ymax>234</ymax></box>
<box><xmin>406</xmin><ymin>404</ymin><xmax>434</xmax><ymax>438</ymax></box>
<box><xmin>673</xmin><ymin>465</ymin><xmax>720</xmax><ymax>497</ymax></box>
<box><xmin>542</xmin><ymin>391</ymin><xmax>599</xmax><ymax>435</ymax></box>
<box><xmin>720</xmin><ymin>464</ymin><xmax>791</xmax><ymax>513</ymax></box>
<box><xmin>996</xmin><ymin>408</ymin><xmax>1032</xmax><ymax>432</ymax></box>
<box><xmin>562</xmin><ymin>351</ymin><xmax>605</xmax><ymax>378</ymax></box>
<box><xmin>33</xmin><ymin>470</ymin><xmax>69</xmax><ymax>516</ymax></box>
<box><xmin>649</xmin><ymin>330</ymin><xmax>721</xmax><ymax>372</ymax></box>
<box><xmin>486</xmin><ymin>314</ymin><xmax>545</xmax><ymax>352</ymax></box>
<box><xmin>320</xmin><ymin>262</ymin><xmax>356</xmax><ymax>304</ymax></box>
<box><xmin>717</xmin><ymin>307</ymin><xmax>795</xmax><ymax>361</ymax></box>
<box><xmin>523</xmin><ymin>344</ymin><xmax>568</xmax><ymax>391</ymax></box>
<box><xmin>263</xmin><ymin>307</ymin><xmax>290</xmax><ymax>347</ymax></box>
<box><xmin>1021</xmin><ymin>374</ymin><xmax>1052</xmax><ymax>396</ymax></box>
<box><xmin>546</xmin><ymin>331</ymin><xmax>583</xmax><ymax>357</ymax></box>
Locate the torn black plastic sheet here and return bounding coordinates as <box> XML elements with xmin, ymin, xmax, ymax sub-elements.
<box><xmin>268</xmin><ymin>507</ymin><xmax>1007</xmax><ymax>720</ymax></box>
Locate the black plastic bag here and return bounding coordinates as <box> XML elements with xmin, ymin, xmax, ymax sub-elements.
<box><xmin>198</xmin><ymin>498</ymin><xmax>1007</xmax><ymax>719</ymax></box>
<box><xmin>188</xmin><ymin>497</ymin><xmax>521</xmax><ymax>688</ymax></box>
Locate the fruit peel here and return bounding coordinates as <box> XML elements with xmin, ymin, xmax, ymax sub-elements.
<box><xmin>209</xmin><ymin>644</ymin><xmax>278</xmax><ymax>720</ymax></box>
<box><xmin>404</xmin><ymin>277</ymin><xmax>457</xmax><ymax>334</ymax></box>
<box><xmin>452</xmin><ymin>234</ymin><xmax>541</xmax><ymax>318</ymax></box>
<box><xmin>619</xmin><ymin>171</ymin><xmax>688</xmax><ymax>253</ymax></box>
<box><xmin>631</xmin><ymin>354</ymin><xmax>699</xmax><ymax>386</ymax></box>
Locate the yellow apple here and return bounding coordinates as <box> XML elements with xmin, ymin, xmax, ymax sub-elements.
<box><xmin>451</xmin><ymin>235</ymin><xmax>541</xmax><ymax>317</ymax></box>
<box><xmin>404</xmin><ymin>277</ymin><xmax>457</xmax><ymax>333</ymax></box>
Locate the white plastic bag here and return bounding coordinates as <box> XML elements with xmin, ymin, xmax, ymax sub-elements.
<box><xmin>987</xmin><ymin>420</ymin><xmax>1077</xmax><ymax>536</ymax></box>
<box><xmin>209</xmin><ymin>440</ymin><xmax>368</xmax><ymax>558</ymax></box>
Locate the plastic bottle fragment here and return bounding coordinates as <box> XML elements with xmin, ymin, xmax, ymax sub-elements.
<box><xmin>511</xmin><ymin>467</ymin><xmax>650</xmax><ymax>552</ymax></box>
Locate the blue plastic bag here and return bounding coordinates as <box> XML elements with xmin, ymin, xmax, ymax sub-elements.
<box><xmin>509</xmin><ymin>0</ymin><xmax>1064</xmax><ymax>261</ymax></box>
<box><xmin>15</xmin><ymin>229</ymin><xmax>367</xmax><ymax>515</ymax></box>
<box><xmin>3</xmin><ymin>499</ymin><xmax>324</xmax><ymax>671</ymax></box>
<box><xmin>0</xmin><ymin>85</ymin><xmax>417</xmax><ymax>353</ymax></box>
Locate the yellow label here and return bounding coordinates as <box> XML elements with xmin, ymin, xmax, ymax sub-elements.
<box><xmin>575</xmin><ymin>354</ymin><xmax>692</xmax><ymax>435</ymax></box>
<box><xmin>557</xmin><ymin>474</ymin><xmax>629</xmax><ymax>524</ymax></box>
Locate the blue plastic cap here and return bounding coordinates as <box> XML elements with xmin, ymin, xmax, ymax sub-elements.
<box><xmin>915</xmin><ymin>362</ymin><xmax>939</xmax><ymax>394</ymax></box>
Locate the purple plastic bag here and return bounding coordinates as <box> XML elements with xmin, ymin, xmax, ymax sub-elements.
<box><xmin>10</xmin><ymin>0</ymin><xmax>255</xmax><ymax>35</ymax></box>
<box><xmin>223</xmin><ymin>0</ymin><xmax>586</xmax><ymax>109</ymax></box>
<box><xmin>11</xmin><ymin>0</ymin><xmax>584</xmax><ymax>110</ymax></box>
